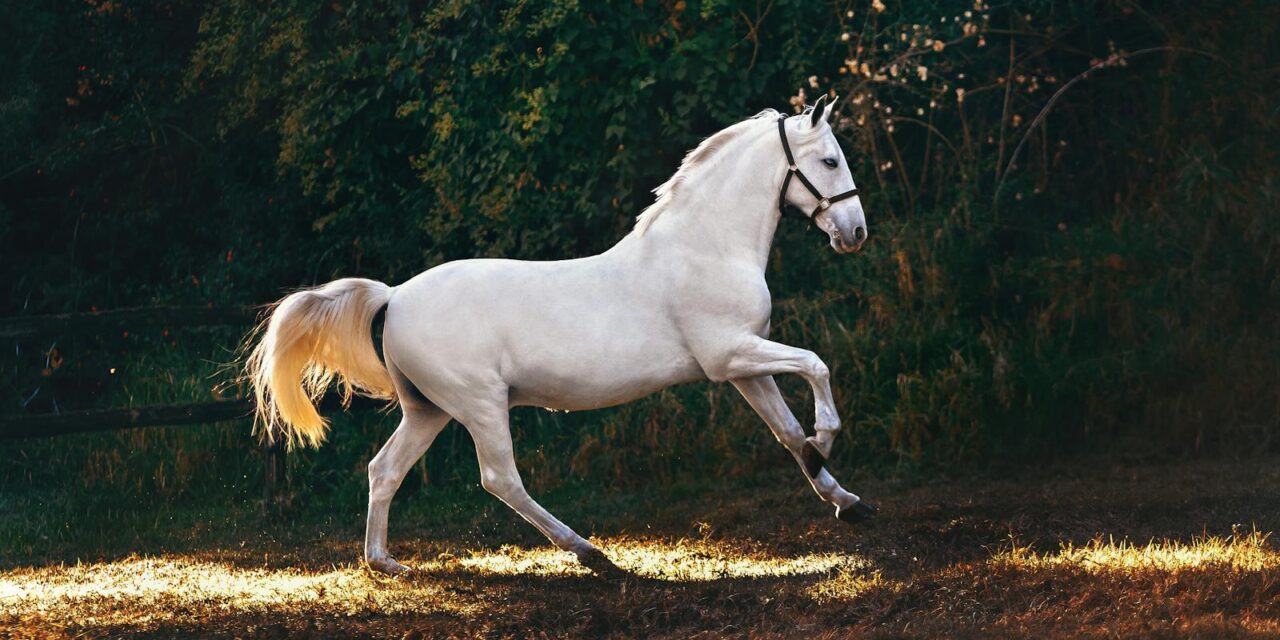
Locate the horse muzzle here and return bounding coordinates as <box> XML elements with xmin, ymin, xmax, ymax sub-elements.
<box><xmin>818</xmin><ymin>211</ymin><xmax>868</xmax><ymax>254</ymax></box>
<box><xmin>834</xmin><ymin>224</ymin><xmax>867</xmax><ymax>253</ymax></box>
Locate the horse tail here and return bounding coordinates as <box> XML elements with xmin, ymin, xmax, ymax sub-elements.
<box><xmin>244</xmin><ymin>277</ymin><xmax>395</xmax><ymax>449</ymax></box>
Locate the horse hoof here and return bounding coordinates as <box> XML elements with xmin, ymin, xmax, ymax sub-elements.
<box><xmin>836</xmin><ymin>500</ymin><xmax>878</xmax><ymax>524</ymax></box>
<box><xmin>367</xmin><ymin>556</ymin><xmax>412</xmax><ymax>576</ymax></box>
<box><xmin>577</xmin><ymin>548</ymin><xmax>626</xmax><ymax>579</ymax></box>
<box><xmin>801</xmin><ymin>441</ymin><xmax>826</xmax><ymax>478</ymax></box>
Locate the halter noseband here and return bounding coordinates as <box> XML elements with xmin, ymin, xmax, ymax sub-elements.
<box><xmin>777</xmin><ymin>116</ymin><xmax>860</xmax><ymax>219</ymax></box>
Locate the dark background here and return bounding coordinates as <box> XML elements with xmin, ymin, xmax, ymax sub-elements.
<box><xmin>2</xmin><ymin>0</ymin><xmax>1277</xmax><ymax>511</ymax></box>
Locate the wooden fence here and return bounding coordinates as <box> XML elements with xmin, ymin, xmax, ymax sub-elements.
<box><xmin>0</xmin><ymin>305</ymin><xmax>381</xmax><ymax>507</ymax></box>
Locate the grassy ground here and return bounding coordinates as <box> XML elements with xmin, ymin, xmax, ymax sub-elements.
<box><xmin>2</xmin><ymin>455</ymin><xmax>1278</xmax><ymax>639</ymax></box>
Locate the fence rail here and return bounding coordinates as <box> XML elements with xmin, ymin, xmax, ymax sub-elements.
<box><xmin>0</xmin><ymin>394</ymin><xmax>386</xmax><ymax>441</ymax></box>
<box><xmin>0</xmin><ymin>305</ymin><xmax>261</xmax><ymax>340</ymax></box>
<box><xmin>0</xmin><ymin>303</ymin><xmax>369</xmax><ymax>508</ymax></box>
<box><xmin>0</xmin><ymin>399</ymin><xmax>253</xmax><ymax>440</ymax></box>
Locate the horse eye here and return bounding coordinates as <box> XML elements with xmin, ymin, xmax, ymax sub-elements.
<box><xmin>823</xmin><ymin>158</ymin><xmax>839</xmax><ymax>168</ymax></box>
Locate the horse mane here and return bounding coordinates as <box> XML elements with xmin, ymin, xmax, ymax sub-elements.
<box><xmin>633</xmin><ymin>109</ymin><xmax>780</xmax><ymax>235</ymax></box>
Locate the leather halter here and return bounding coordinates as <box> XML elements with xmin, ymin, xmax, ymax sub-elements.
<box><xmin>776</xmin><ymin>116</ymin><xmax>860</xmax><ymax>219</ymax></box>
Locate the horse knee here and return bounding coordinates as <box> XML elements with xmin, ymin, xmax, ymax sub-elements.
<box><xmin>807</xmin><ymin>356</ymin><xmax>830</xmax><ymax>382</ymax></box>
<box><xmin>816</xmin><ymin>414</ymin><xmax>841</xmax><ymax>434</ymax></box>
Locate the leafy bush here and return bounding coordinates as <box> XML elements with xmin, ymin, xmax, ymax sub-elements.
<box><xmin>1</xmin><ymin>0</ymin><xmax>1276</xmax><ymax>503</ymax></box>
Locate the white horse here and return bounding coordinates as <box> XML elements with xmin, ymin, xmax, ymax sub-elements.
<box><xmin>246</xmin><ymin>96</ymin><xmax>874</xmax><ymax>576</ymax></box>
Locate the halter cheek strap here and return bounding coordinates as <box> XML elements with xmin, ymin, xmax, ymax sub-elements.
<box><xmin>777</xmin><ymin>116</ymin><xmax>860</xmax><ymax>219</ymax></box>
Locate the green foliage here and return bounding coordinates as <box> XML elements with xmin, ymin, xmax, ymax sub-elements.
<box><xmin>1</xmin><ymin>0</ymin><xmax>1277</xmax><ymax>504</ymax></box>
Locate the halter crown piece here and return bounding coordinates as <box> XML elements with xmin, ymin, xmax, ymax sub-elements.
<box><xmin>776</xmin><ymin>116</ymin><xmax>860</xmax><ymax>219</ymax></box>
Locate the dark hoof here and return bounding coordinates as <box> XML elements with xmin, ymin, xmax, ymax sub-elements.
<box><xmin>836</xmin><ymin>500</ymin><xmax>878</xmax><ymax>524</ymax></box>
<box><xmin>801</xmin><ymin>441</ymin><xmax>826</xmax><ymax>478</ymax></box>
<box><xmin>577</xmin><ymin>548</ymin><xmax>626</xmax><ymax>579</ymax></box>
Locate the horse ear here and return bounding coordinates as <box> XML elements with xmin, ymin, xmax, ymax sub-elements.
<box><xmin>824</xmin><ymin>95</ymin><xmax>840</xmax><ymax>123</ymax></box>
<box><xmin>810</xmin><ymin>95</ymin><xmax>829</xmax><ymax>128</ymax></box>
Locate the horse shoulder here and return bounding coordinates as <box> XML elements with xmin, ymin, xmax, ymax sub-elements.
<box><xmin>671</xmin><ymin>260</ymin><xmax>773</xmax><ymax>380</ymax></box>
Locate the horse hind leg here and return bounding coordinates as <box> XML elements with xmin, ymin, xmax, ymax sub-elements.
<box><xmin>364</xmin><ymin>366</ymin><xmax>451</xmax><ymax>575</ymax></box>
<box><xmin>454</xmin><ymin>393</ymin><xmax>622</xmax><ymax>576</ymax></box>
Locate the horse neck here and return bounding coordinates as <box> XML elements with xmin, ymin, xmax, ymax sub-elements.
<box><xmin>634</xmin><ymin>128</ymin><xmax>785</xmax><ymax>272</ymax></box>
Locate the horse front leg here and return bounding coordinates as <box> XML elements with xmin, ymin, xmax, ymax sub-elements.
<box><xmin>718</xmin><ymin>336</ymin><xmax>843</xmax><ymax>463</ymax></box>
<box><xmin>731</xmin><ymin>375</ymin><xmax>877</xmax><ymax>524</ymax></box>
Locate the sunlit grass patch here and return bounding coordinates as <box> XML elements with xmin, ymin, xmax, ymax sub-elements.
<box><xmin>808</xmin><ymin>529</ymin><xmax>1280</xmax><ymax>638</ymax></box>
<box><xmin>430</xmin><ymin>536</ymin><xmax>859</xmax><ymax>580</ymax></box>
<box><xmin>0</xmin><ymin>554</ymin><xmax>472</xmax><ymax>630</ymax></box>
<box><xmin>997</xmin><ymin>530</ymin><xmax>1279</xmax><ymax>573</ymax></box>
<box><xmin>811</xmin><ymin>569</ymin><xmax>899</xmax><ymax>603</ymax></box>
<box><xmin>0</xmin><ymin>537</ymin><xmax>861</xmax><ymax>633</ymax></box>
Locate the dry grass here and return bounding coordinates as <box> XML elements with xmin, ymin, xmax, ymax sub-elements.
<box><xmin>2</xmin><ymin>456</ymin><xmax>1278</xmax><ymax>639</ymax></box>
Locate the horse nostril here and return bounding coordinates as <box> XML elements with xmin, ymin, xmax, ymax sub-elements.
<box><xmin>854</xmin><ymin>226</ymin><xmax>867</xmax><ymax>242</ymax></box>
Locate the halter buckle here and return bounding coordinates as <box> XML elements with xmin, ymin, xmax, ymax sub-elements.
<box><xmin>788</xmin><ymin>163</ymin><xmax>797</xmax><ymax>171</ymax></box>
<box><xmin>818</xmin><ymin>197</ymin><xmax>831</xmax><ymax>211</ymax></box>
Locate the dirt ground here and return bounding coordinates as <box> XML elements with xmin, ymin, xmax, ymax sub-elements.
<box><xmin>2</xmin><ymin>455</ymin><xmax>1278</xmax><ymax>639</ymax></box>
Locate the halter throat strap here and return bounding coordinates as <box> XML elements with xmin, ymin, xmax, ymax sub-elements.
<box><xmin>776</xmin><ymin>116</ymin><xmax>860</xmax><ymax>220</ymax></box>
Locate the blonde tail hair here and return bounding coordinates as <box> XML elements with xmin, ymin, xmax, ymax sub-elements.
<box><xmin>245</xmin><ymin>278</ymin><xmax>396</xmax><ymax>449</ymax></box>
